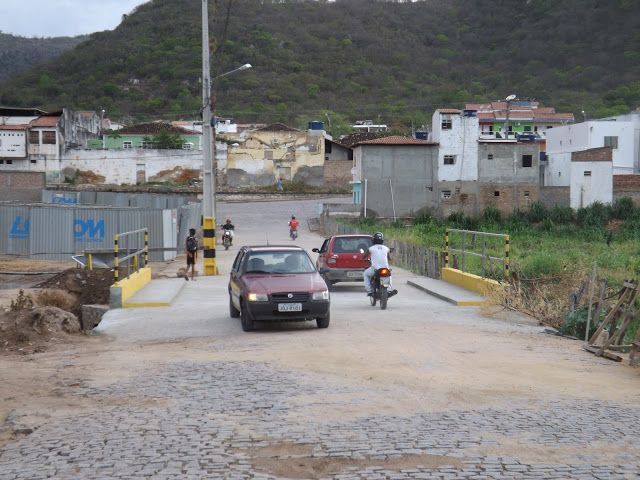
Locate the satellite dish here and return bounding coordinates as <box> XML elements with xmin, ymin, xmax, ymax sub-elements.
<box><xmin>505</xmin><ymin>94</ymin><xmax>517</xmax><ymax>102</ymax></box>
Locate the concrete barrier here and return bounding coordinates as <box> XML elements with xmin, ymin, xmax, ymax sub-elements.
<box><xmin>441</xmin><ymin>267</ymin><xmax>501</xmax><ymax>296</ymax></box>
<box><xmin>109</xmin><ymin>267</ymin><xmax>152</xmax><ymax>308</ymax></box>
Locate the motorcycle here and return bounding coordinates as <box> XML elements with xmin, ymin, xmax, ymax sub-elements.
<box><xmin>222</xmin><ymin>230</ymin><xmax>233</xmax><ymax>250</ymax></box>
<box><xmin>369</xmin><ymin>267</ymin><xmax>392</xmax><ymax>310</ymax></box>
<box><xmin>289</xmin><ymin>228</ymin><xmax>298</xmax><ymax>240</ymax></box>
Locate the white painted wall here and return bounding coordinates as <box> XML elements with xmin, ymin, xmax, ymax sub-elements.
<box><xmin>570</xmin><ymin>161</ymin><xmax>613</xmax><ymax>209</ymax></box>
<box><xmin>546</xmin><ymin>121</ymin><xmax>637</xmax><ymax>183</ymax></box>
<box><xmin>58</xmin><ymin>148</ymin><xmax>205</xmax><ymax>184</ymax></box>
<box><xmin>432</xmin><ymin>112</ymin><xmax>479</xmax><ymax>182</ymax></box>
<box><xmin>0</xmin><ymin>130</ymin><xmax>27</xmax><ymax>158</ymax></box>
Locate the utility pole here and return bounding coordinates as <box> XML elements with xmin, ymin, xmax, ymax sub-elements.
<box><xmin>201</xmin><ymin>0</ymin><xmax>216</xmax><ymax>275</ymax></box>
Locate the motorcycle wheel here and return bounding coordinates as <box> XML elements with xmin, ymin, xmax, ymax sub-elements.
<box><xmin>380</xmin><ymin>288</ymin><xmax>388</xmax><ymax>310</ymax></box>
<box><xmin>370</xmin><ymin>290</ymin><xmax>377</xmax><ymax>307</ymax></box>
<box><xmin>224</xmin><ymin>239</ymin><xmax>230</xmax><ymax>250</ymax></box>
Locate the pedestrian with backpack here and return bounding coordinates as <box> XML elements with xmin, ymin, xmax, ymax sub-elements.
<box><xmin>185</xmin><ymin>228</ymin><xmax>198</xmax><ymax>280</ymax></box>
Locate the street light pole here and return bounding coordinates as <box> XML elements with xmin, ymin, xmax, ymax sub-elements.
<box><xmin>201</xmin><ymin>0</ymin><xmax>216</xmax><ymax>275</ymax></box>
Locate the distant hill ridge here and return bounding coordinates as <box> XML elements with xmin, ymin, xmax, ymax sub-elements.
<box><xmin>1</xmin><ymin>0</ymin><xmax>639</xmax><ymax>130</ymax></box>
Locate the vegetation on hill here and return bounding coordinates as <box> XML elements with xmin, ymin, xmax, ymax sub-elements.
<box><xmin>1</xmin><ymin>0</ymin><xmax>639</xmax><ymax>131</ymax></box>
<box><xmin>0</xmin><ymin>32</ymin><xmax>85</xmax><ymax>83</ymax></box>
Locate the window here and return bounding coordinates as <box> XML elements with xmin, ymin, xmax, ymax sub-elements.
<box><xmin>489</xmin><ymin>125</ymin><xmax>494</xmax><ymax>133</ymax></box>
<box><xmin>494</xmin><ymin>191</ymin><xmax>500</xmax><ymax>197</ymax></box>
<box><xmin>604</xmin><ymin>136</ymin><xmax>618</xmax><ymax>149</ymax></box>
<box><xmin>29</xmin><ymin>130</ymin><xmax>39</xmax><ymax>144</ymax></box>
<box><xmin>441</xmin><ymin>118</ymin><xmax>452</xmax><ymax>130</ymax></box>
<box><xmin>182</xmin><ymin>143</ymin><xmax>193</xmax><ymax>150</ymax></box>
<box><xmin>524</xmin><ymin>126</ymin><xmax>531</xmax><ymax>132</ymax></box>
<box><xmin>0</xmin><ymin>160</ymin><xmax>4</xmax><ymax>164</ymax></box>
<box><xmin>325</xmin><ymin>141</ymin><xmax>332</xmax><ymax>154</ymax></box>
<box><xmin>443</xmin><ymin>155</ymin><xmax>456</xmax><ymax>165</ymax></box>
<box><xmin>42</xmin><ymin>131</ymin><xmax>56</xmax><ymax>144</ymax></box>
<box><xmin>31</xmin><ymin>159</ymin><xmax>37</xmax><ymax>164</ymax></box>
<box><xmin>584</xmin><ymin>171</ymin><xmax>592</xmax><ymax>176</ymax></box>
<box><xmin>141</xmin><ymin>141</ymin><xmax>155</xmax><ymax>149</ymax></box>
<box><xmin>534</xmin><ymin>126</ymin><xmax>538</xmax><ymax>132</ymax></box>
<box><xmin>348</xmin><ymin>150</ymin><xmax>353</xmax><ymax>161</ymax></box>
<box><xmin>522</xmin><ymin>154</ymin><xmax>533</xmax><ymax>167</ymax></box>
<box><xmin>547</xmin><ymin>126</ymin><xmax>553</xmax><ymax>129</ymax></box>
<box><xmin>487</xmin><ymin>154</ymin><xmax>494</xmax><ymax>160</ymax></box>
<box><xmin>123</xmin><ymin>141</ymin><xmax>132</xmax><ymax>149</ymax></box>
<box><xmin>441</xmin><ymin>190</ymin><xmax>452</xmax><ymax>199</ymax></box>
<box><xmin>524</xmin><ymin>191</ymin><xmax>530</xmax><ymax>197</ymax></box>
<box><xmin>6</xmin><ymin>159</ymin><xmax>12</xmax><ymax>165</ymax></box>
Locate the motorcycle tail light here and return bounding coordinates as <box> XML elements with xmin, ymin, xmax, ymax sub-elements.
<box><xmin>379</xmin><ymin>268</ymin><xmax>390</xmax><ymax>277</ymax></box>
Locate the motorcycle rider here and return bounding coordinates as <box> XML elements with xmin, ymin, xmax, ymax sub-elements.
<box><xmin>221</xmin><ymin>218</ymin><xmax>235</xmax><ymax>245</ymax></box>
<box><xmin>363</xmin><ymin>232</ymin><xmax>398</xmax><ymax>297</ymax></box>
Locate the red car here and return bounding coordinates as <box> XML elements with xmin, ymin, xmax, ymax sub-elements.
<box><xmin>228</xmin><ymin>245</ymin><xmax>330</xmax><ymax>331</ymax></box>
<box><xmin>312</xmin><ymin>234</ymin><xmax>373</xmax><ymax>288</ymax></box>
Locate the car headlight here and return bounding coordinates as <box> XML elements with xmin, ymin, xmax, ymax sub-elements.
<box><xmin>247</xmin><ymin>293</ymin><xmax>268</xmax><ymax>302</ymax></box>
<box><xmin>312</xmin><ymin>290</ymin><xmax>330</xmax><ymax>301</ymax></box>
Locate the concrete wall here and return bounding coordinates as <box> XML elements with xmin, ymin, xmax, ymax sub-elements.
<box><xmin>539</xmin><ymin>186</ymin><xmax>570</xmax><ymax>208</ymax></box>
<box><xmin>613</xmin><ymin>175</ymin><xmax>640</xmax><ymax>205</ymax></box>
<box><xmin>570</xmin><ymin>161</ymin><xmax>613</xmax><ymax>209</ymax></box>
<box><xmin>360</xmin><ymin>144</ymin><xmax>438</xmax><ymax>217</ymax></box>
<box><xmin>224</xmin><ymin>128</ymin><xmax>325</xmax><ymax>187</ymax></box>
<box><xmin>57</xmin><ymin>149</ymin><xmax>204</xmax><ymax>185</ymax></box>
<box><xmin>0</xmin><ymin>171</ymin><xmax>45</xmax><ymax>201</ymax></box>
<box><xmin>432</xmin><ymin>112</ymin><xmax>479</xmax><ymax>182</ymax></box>
<box><xmin>478</xmin><ymin>143</ymin><xmax>539</xmax><ymax>184</ymax></box>
<box><xmin>0</xmin><ymin>128</ymin><xmax>27</xmax><ymax>158</ymax></box>
<box><xmin>323</xmin><ymin>160</ymin><xmax>352</xmax><ymax>187</ymax></box>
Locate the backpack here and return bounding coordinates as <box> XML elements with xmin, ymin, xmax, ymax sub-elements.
<box><xmin>186</xmin><ymin>236</ymin><xmax>198</xmax><ymax>252</ymax></box>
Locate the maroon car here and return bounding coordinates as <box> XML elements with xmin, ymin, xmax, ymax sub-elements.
<box><xmin>228</xmin><ymin>245</ymin><xmax>330</xmax><ymax>331</ymax></box>
<box><xmin>313</xmin><ymin>234</ymin><xmax>373</xmax><ymax>288</ymax></box>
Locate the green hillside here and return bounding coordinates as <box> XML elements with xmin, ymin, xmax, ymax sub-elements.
<box><xmin>0</xmin><ymin>33</ymin><xmax>85</xmax><ymax>83</ymax></box>
<box><xmin>1</xmin><ymin>0</ymin><xmax>639</xmax><ymax>131</ymax></box>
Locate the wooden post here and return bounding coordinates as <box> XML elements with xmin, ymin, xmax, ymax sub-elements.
<box><xmin>585</xmin><ymin>266</ymin><xmax>597</xmax><ymax>343</ymax></box>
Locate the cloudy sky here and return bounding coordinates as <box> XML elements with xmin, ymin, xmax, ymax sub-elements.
<box><xmin>0</xmin><ymin>0</ymin><xmax>150</xmax><ymax>38</ymax></box>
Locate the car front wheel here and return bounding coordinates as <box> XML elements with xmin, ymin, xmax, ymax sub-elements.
<box><xmin>316</xmin><ymin>312</ymin><xmax>330</xmax><ymax>329</ymax></box>
<box><xmin>240</xmin><ymin>299</ymin><xmax>255</xmax><ymax>332</ymax></box>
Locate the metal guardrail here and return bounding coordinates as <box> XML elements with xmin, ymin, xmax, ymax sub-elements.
<box><xmin>444</xmin><ymin>228</ymin><xmax>510</xmax><ymax>279</ymax></box>
<box><xmin>113</xmin><ymin>228</ymin><xmax>149</xmax><ymax>283</ymax></box>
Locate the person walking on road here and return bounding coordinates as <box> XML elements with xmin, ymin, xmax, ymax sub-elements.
<box><xmin>185</xmin><ymin>228</ymin><xmax>198</xmax><ymax>281</ymax></box>
<box><xmin>288</xmin><ymin>215</ymin><xmax>299</xmax><ymax>240</ymax></box>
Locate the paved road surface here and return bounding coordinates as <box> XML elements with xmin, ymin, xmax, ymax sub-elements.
<box><xmin>1</xmin><ymin>198</ymin><xmax>640</xmax><ymax>479</ymax></box>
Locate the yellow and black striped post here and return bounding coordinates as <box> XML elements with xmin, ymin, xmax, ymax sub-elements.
<box><xmin>444</xmin><ymin>230</ymin><xmax>450</xmax><ymax>269</ymax></box>
<box><xmin>202</xmin><ymin>216</ymin><xmax>217</xmax><ymax>275</ymax></box>
<box><xmin>143</xmin><ymin>229</ymin><xmax>149</xmax><ymax>267</ymax></box>
<box><xmin>113</xmin><ymin>233</ymin><xmax>120</xmax><ymax>283</ymax></box>
<box><xmin>504</xmin><ymin>234</ymin><xmax>510</xmax><ymax>278</ymax></box>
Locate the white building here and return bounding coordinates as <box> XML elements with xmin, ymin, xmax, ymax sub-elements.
<box><xmin>430</xmin><ymin>109</ymin><xmax>479</xmax><ymax>182</ymax></box>
<box><xmin>569</xmin><ymin>148</ymin><xmax>613</xmax><ymax>209</ymax></box>
<box><xmin>545</xmin><ymin>119</ymin><xmax>639</xmax><ymax>186</ymax></box>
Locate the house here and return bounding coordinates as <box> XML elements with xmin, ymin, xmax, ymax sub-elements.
<box><xmin>351</xmin><ymin>136</ymin><xmax>438</xmax><ymax>217</ymax></box>
<box><xmin>323</xmin><ymin>137</ymin><xmax>353</xmax><ymax>187</ymax></box>
<box><xmin>0</xmin><ymin>107</ymin><xmax>100</xmax><ymax>181</ymax></box>
<box><xmin>221</xmin><ymin>122</ymin><xmax>326</xmax><ymax>187</ymax></box>
<box><xmin>90</xmin><ymin>122</ymin><xmax>202</xmax><ymax>150</ymax></box>
<box><xmin>465</xmin><ymin>100</ymin><xmax>574</xmax><ymax>147</ymax></box>
<box><xmin>569</xmin><ymin>147</ymin><xmax>613</xmax><ymax>209</ymax></box>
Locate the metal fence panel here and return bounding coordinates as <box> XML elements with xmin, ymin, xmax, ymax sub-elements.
<box><xmin>0</xmin><ymin>204</ymin><xmax>31</xmax><ymax>256</ymax></box>
<box><xmin>30</xmin><ymin>206</ymin><xmax>75</xmax><ymax>260</ymax></box>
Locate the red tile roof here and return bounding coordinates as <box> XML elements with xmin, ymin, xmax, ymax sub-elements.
<box><xmin>0</xmin><ymin>124</ymin><xmax>28</xmax><ymax>130</ymax></box>
<box><xmin>257</xmin><ymin>123</ymin><xmax>300</xmax><ymax>132</ymax></box>
<box><xmin>354</xmin><ymin>136</ymin><xmax>436</xmax><ymax>146</ymax></box>
<box><xmin>30</xmin><ymin>116</ymin><xmax>60</xmax><ymax>127</ymax></box>
<box><xmin>436</xmin><ymin>109</ymin><xmax>461</xmax><ymax>114</ymax></box>
<box><xmin>118</xmin><ymin>122</ymin><xmax>194</xmax><ymax>135</ymax></box>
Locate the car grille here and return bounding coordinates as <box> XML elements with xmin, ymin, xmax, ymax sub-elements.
<box><xmin>271</xmin><ymin>292</ymin><xmax>310</xmax><ymax>302</ymax></box>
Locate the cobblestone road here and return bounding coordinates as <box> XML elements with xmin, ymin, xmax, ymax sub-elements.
<box><xmin>2</xmin><ymin>361</ymin><xmax>639</xmax><ymax>479</ymax></box>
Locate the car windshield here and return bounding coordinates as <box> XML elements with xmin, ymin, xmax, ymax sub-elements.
<box><xmin>332</xmin><ymin>236</ymin><xmax>372</xmax><ymax>253</ymax></box>
<box><xmin>244</xmin><ymin>251</ymin><xmax>316</xmax><ymax>274</ymax></box>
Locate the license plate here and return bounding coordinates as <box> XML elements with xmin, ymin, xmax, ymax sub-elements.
<box><xmin>347</xmin><ymin>271</ymin><xmax>362</xmax><ymax>278</ymax></box>
<box><xmin>380</xmin><ymin>277</ymin><xmax>391</xmax><ymax>287</ymax></box>
<box><xmin>278</xmin><ymin>303</ymin><xmax>302</xmax><ymax>312</ymax></box>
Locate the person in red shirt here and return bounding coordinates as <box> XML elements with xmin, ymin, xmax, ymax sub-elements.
<box><xmin>288</xmin><ymin>215</ymin><xmax>299</xmax><ymax>240</ymax></box>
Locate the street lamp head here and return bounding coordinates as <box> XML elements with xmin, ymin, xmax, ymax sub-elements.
<box><xmin>505</xmin><ymin>94</ymin><xmax>517</xmax><ymax>102</ymax></box>
<box><xmin>240</xmin><ymin>63</ymin><xmax>252</xmax><ymax>71</ymax></box>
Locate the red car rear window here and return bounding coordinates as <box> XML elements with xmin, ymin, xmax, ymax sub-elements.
<box><xmin>332</xmin><ymin>237</ymin><xmax>372</xmax><ymax>253</ymax></box>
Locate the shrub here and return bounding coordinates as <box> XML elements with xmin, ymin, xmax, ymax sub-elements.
<box><xmin>10</xmin><ymin>289</ymin><xmax>33</xmax><ymax>311</ymax></box>
<box><xmin>518</xmin><ymin>252</ymin><xmax>565</xmax><ymax>278</ymax></box>
<box><xmin>481</xmin><ymin>207</ymin><xmax>502</xmax><ymax>225</ymax></box>
<box><xmin>577</xmin><ymin>202</ymin><xmax>610</xmax><ymax>227</ymax></box>
<box><xmin>549</xmin><ymin>206</ymin><xmax>575</xmax><ymax>224</ymax></box>
<box><xmin>527</xmin><ymin>202</ymin><xmax>548</xmax><ymax>223</ymax></box>
<box><xmin>611</xmin><ymin>197</ymin><xmax>635</xmax><ymax>220</ymax></box>
<box><xmin>34</xmin><ymin>289</ymin><xmax>77</xmax><ymax>313</ymax></box>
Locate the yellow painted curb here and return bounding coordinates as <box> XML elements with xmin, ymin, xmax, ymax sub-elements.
<box><xmin>122</xmin><ymin>301</ymin><xmax>170</xmax><ymax>308</ymax></box>
<box><xmin>456</xmin><ymin>300</ymin><xmax>489</xmax><ymax>307</ymax></box>
<box><xmin>111</xmin><ymin>267</ymin><xmax>152</xmax><ymax>308</ymax></box>
<box><xmin>441</xmin><ymin>267</ymin><xmax>500</xmax><ymax>296</ymax></box>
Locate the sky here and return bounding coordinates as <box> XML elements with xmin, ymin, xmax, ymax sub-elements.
<box><xmin>0</xmin><ymin>0</ymin><xmax>150</xmax><ymax>38</ymax></box>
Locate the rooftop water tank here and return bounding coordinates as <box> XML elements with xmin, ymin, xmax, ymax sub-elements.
<box><xmin>308</xmin><ymin>120</ymin><xmax>324</xmax><ymax>130</ymax></box>
<box><xmin>415</xmin><ymin>131</ymin><xmax>428</xmax><ymax>140</ymax></box>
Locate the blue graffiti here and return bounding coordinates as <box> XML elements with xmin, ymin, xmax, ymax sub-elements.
<box><xmin>52</xmin><ymin>197</ymin><xmax>78</xmax><ymax>204</ymax></box>
<box><xmin>74</xmin><ymin>219</ymin><xmax>105</xmax><ymax>241</ymax></box>
<box><xmin>9</xmin><ymin>216</ymin><xmax>30</xmax><ymax>239</ymax></box>
<box><xmin>7</xmin><ymin>216</ymin><xmax>105</xmax><ymax>241</ymax></box>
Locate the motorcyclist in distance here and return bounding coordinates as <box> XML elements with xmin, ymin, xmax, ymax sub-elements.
<box><xmin>363</xmin><ymin>232</ymin><xmax>397</xmax><ymax>297</ymax></box>
<box><xmin>221</xmin><ymin>218</ymin><xmax>235</xmax><ymax>245</ymax></box>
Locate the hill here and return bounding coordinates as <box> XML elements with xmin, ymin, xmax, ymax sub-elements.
<box><xmin>0</xmin><ymin>32</ymin><xmax>86</xmax><ymax>83</ymax></box>
<box><xmin>1</xmin><ymin>0</ymin><xmax>639</xmax><ymax>132</ymax></box>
